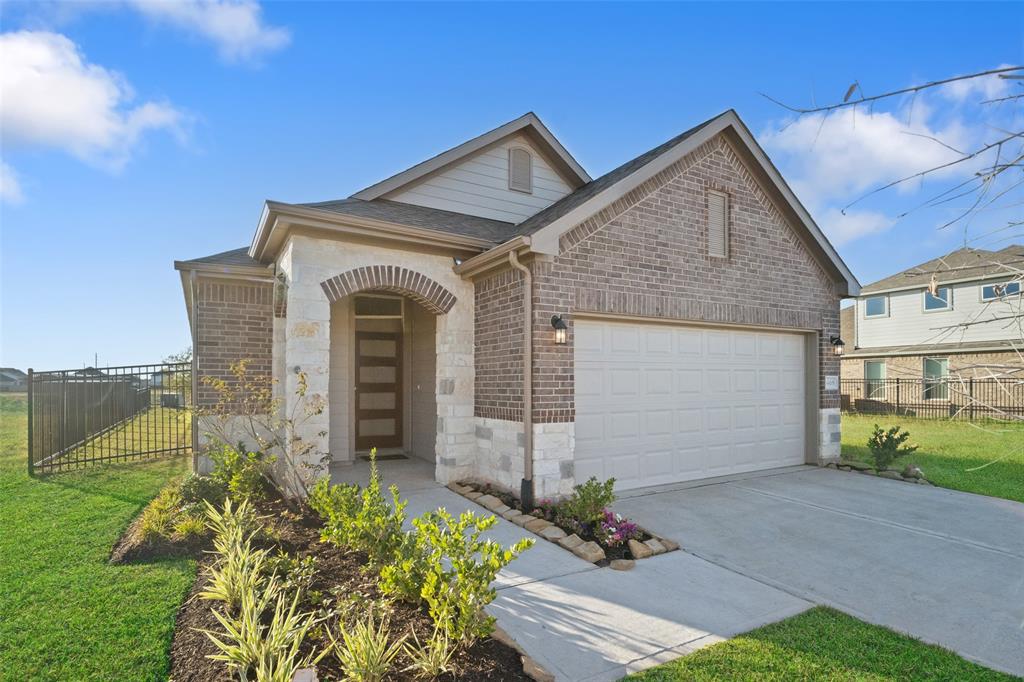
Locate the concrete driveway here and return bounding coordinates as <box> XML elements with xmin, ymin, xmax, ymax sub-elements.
<box><xmin>616</xmin><ymin>466</ymin><xmax>1024</xmax><ymax>677</ymax></box>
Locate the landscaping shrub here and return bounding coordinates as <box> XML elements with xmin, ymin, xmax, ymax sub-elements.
<box><xmin>265</xmin><ymin>551</ymin><xmax>320</xmax><ymax>605</ymax></box>
<box><xmin>381</xmin><ymin>509</ymin><xmax>533</xmax><ymax>644</ymax></box>
<box><xmin>403</xmin><ymin>625</ymin><xmax>456</xmax><ymax>679</ymax></box>
<box><xmin>179</xmin><ymin>473</ymin><xmax>227</xmax><ymax>509</ymax></box>
<box><xmin>199</xmin><ymin>499</ymin><xmax>271</xmax><ymax>612</ymax></box>
<box><xmin>330</xmin><ymin>607</ymin><xmax>405</xmax><ymax>682</ymax></box>
<box><xmin>138</xmin><ymin>486</ymin><xmax>183</xmax><ymax>541</ymax></box>
<box><xmin>868</xmin><ymin>424</ymin><xmax>919</xmax><ymax>470</ymax></box>
<box><xmin>562</xmin><ymin>476</ymin><xmax>616</xmax><ymax>527</ymax></box>
<box><xmin>209</xmin><ymin>443</ymin><xmax>275</xmax><ymax>502</ymax></box>
<box><xmin>173</xmin><ymin>514</ymin><xmax>208</xmax><ymax>539</ymax></box>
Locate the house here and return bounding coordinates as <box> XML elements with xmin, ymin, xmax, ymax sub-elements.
<box><xmin>840</xmin><ymin>246</ymin><xmax>1024</xmax><ymax>396</ymax></box>
<box><xmin>174</xmin><ymin>110</ymin><xmax>859</xmax><ymax>499</ymax></box>
<box><xmin>0</xmin><ymin>367</ymin><xmax>27</xmax><ymax>392</ymax></box>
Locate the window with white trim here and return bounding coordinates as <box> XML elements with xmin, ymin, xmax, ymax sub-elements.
<box><xmin>923</xmin><ymin>286</ymin><xmax>951</xmax><ymax>311</ymax></box>
<box><xmin>864</xmin><ymin>295</ymin><xmax>888</xmax><ymax>317</ymax></box>
<box><xmin>981</xmin><ymin>280</ymin><xmax>1021</xmax><ymax>301</ymax></box>
<box><xmin>508</xmin><ymin>148</ymin><xmax>532</xmax><ymax>193</ymax></box>
<box><xmin>707</xmin><ymin>189</ymin><xmax>729</xmax><ymax>258</ymax></box>
<box><xmin>864</xmin><ymin>361</ymin><xmax>886</xmax><ymax>399</ymax></box>
<box><xmin>923</xmin><ymin>357</ymin><xmax>949</xmax><ymax>400</ymax></box>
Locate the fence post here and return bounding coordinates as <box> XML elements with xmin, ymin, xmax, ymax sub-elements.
<box><xmin>969</xmin><ymin>378</ymin><xmax>975</xmax><ymax>420</ymax></box>
<box><xmin>27</xmin><ymin>368</ymin><xmax>34</xmax><ymax>476</ymax></box>
<box><xmin>895</xmin><ymin>378</ymin><xmax>901</xmax><ymax>414</ymax></box>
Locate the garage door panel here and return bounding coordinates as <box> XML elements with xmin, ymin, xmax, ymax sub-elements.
<box><xmin>575</xmin><ymin>320</ymin><xmax>807</xmax><ymax>491</ymax></box>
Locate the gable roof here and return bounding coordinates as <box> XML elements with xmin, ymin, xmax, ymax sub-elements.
<box><xmin>861</xmin><ymin>245</ymin><xmax>1024</xmax><ymax>294</ymax></box>
<box><xmin>351</xmin><ymin>112</ymin><xmax>590</xmax><ymax>201</ymax></box>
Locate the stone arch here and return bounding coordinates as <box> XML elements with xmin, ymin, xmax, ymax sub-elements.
<box><xmin>320</xmin><ymin>265</ymin><xmax>457</xmax><ymax>315</ymax></box>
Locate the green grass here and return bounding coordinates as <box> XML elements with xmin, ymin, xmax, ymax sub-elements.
<box><xmin>841</xmin><ymin>414</ymin><xmax>1024</xmax><ymax>503</ymax></box>
<box><xmin>627</xmin><ymin>606</ymin><xmax>1015</xmax><ymax>681</ymax></box>
<box><xmin>0</xmin><ymin>394</ymin><xmax>196</xmax><ymax>681</ymax></box>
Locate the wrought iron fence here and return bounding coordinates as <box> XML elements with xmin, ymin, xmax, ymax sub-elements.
<box><xmin>840</xmin><ymin>377</ymin><xmax>1024</xmax><ymax>420</ymax></box>
<box><xmin>28</xmin><ymin>362</ymin><xmax>193</xmax><ymax>474</ymax></box>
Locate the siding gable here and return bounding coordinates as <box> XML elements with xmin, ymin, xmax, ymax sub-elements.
<box><xmin>385</xmin><ymin>134</ymin><xmax>575</xmax><ymax>223</ymax></box>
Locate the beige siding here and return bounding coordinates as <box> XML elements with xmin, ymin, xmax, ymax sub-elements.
<box><xmin>385</xmin><ymin>134</ymin><xmax>574</xmax><ymax>222</ymax></box>
<box><xmin>857</xmin><ymin>280</ymin><xmax>1022</xmax><ymax>348</ymax></box>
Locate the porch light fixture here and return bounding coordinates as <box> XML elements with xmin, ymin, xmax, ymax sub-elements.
<box><xmin>830</xmin><ymin>336</ymin><xmax>845</xmax><ymax>357</ymax></box>
<box><xmin>551</xmin><ymin>315</ymin><xmax>568</xmax><ymax>345</ymax></box>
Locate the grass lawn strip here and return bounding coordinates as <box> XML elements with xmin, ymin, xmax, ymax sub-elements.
<box><xmin>627</xmin><ymin>606</ymin><xmax>1017</xmax><ymax>681</ymax></box>
<box><xmin>841</xmin><ymin>414</ymin><xmax>1024</xmax><ymax>502</ymax></box>
<box><xmin>0</xmin><ymin>394</ymin><xmax>195</xmax><ymax>682</ymax></box>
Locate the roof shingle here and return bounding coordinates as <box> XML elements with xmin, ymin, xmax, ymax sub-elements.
<box><xmin>861</xmin><ymin>246</ymin><xmax>1024</xmax><ymax>294</ymax></box>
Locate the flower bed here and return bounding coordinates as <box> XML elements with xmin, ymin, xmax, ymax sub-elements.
<box><xmin>450</xmin><ymin>477</ymin><xmax>679</xmax><ymax>568</ymax></box>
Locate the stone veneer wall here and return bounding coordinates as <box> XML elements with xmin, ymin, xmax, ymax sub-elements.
<box><xmin>277</xmin><ymin>236</ymin><xmax>476</xmax><ymax>487</ymax></box>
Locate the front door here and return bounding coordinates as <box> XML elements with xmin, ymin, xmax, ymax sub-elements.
<box><xmin>355</xmin><ymin>331</ymin><xmax>403</xmax><ymax>450</ymax></box>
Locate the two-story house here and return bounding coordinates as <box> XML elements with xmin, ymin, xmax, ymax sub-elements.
<box><xmin>840</xmin><ymin>245</ymin><xmax>1024</xmax><ymax>401</ymax></box>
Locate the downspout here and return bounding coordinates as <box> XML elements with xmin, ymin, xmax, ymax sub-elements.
<box><xmin>189</xmin><ymin>269</ymin><xmax>200</xmax><ymax>472</ymax></box>
<box><xmin>508</xmin><ymin>251</ymin><xmax>534</xmax><ymax>510</ymax></box>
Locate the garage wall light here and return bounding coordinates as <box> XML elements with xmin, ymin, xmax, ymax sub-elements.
<box><xmin>551</xmin><ymin>314</ymin><xmax>568</xmax><ymax>345</ymax></box>
<box><xmin>830</xmin><ymin>335</ymin><xmax>845</xmax><ymax>357</ymax></box>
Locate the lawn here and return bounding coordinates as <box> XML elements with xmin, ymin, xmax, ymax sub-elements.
<box><xmin>628</xmin><ymin>606</ymin><xmax>1015</xmax><ymax>681</ymax></box>
<box><xmin>841</xmin><ymin>413</ymin><xmax>1024</xmax><ymax>503</ymax></box>
<box><xmin>0</xmin><ymin>394</ymin><xmax>195</xmax><ymax>681</ymax></box>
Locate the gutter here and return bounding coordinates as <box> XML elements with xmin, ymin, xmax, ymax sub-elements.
<box><xmin>454</xmin><ymin>236</ymin><xmax>532</xmax><ymax>279</ymax></box>
<box><xmin>507</xmin><ymin>250</ymin><xmax>535</xmax><ymax>510</ymax></box>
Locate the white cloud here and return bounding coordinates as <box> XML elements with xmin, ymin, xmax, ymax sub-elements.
<box><xmin>127</xmin><ymin>0</ymin><xmax>290</xmax><ymax>63</ymax></box>
<box><xmin>818</xmin><ymin>207</ymin><xmax>894</xmax><ymax>246</ymax></box>
<box><xmin>0</xmin><ymin>30</ymin><xmax>186</xmax><ymax>171</ymax></box>
<box><xmin>0</xmin><ymin>161</ymin><xmax>25</xmax><ymax>204</ymax></box>
<box><xmin>941</xmin><ymin>65</ymin><xmax>1013</xmax><ymax>103</ymax></box>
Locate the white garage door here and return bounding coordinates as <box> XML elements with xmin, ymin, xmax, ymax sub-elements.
<box><xmin>574</xmin><ymin>319</ymin><xmax>806</xmax><ymax>490</ymax></box>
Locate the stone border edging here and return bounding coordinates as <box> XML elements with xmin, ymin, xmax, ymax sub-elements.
<box><xmin>826</xmin><ymin>461</ymin><xmax>934</xmax><ymax>485</ymax></box>
<box><xmin>448</xmin><ymin>482</ymin><xmax>680</xmax><ymax>569</ymax></box>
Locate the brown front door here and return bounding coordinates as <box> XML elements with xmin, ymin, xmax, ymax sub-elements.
<box><xmin>355</xmin><ymin>331</ymin><xmax>403</xmax><ymax>450</ymax></box>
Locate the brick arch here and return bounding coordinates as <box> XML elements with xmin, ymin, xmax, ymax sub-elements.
<box><xmin>320</xmin><ymin>265</ymin><xmax>457</xmax><ymax>315</ymax></box>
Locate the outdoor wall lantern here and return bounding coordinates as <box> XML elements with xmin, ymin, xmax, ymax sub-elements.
<box><xmin>551</xmin><ymin>315</ymin><xmax>568</xmax><ymax>345</ymax></box>
<box><xmin>830</xmin><ymin>336</ymin><xmax>845</xmax><ymax>357</ymax></box>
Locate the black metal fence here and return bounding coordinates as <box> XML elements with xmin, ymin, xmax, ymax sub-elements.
<box><xmin>841</xmin><ymin>378</ymin><xmax>1024</xmax><ymax>420</ymax></box>
<box><xmin>28</xmin><ymin>362</ymin><xmax>193</xmax><ymax>474</ymax></box>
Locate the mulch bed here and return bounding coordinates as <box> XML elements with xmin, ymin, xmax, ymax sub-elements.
<box><xmin>109</xmin><ymin>510</ymin><xmax>210</xmax><ymax>564</ymax></box>
<box><xmin>112</xmin><ymin>492</ymin><xmax>531</xmax><ymax>681</ymax></box>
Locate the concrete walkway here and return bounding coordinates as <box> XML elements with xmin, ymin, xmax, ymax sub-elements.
<box><xmin>617</xmin><ymin>466</ymin><xmax>1024</xmax><ymax>678</ymax></box>
<box><xmin>332</xmin><ymin>459</ymin><xmax>812</xmax><ymax>680</ymax></box>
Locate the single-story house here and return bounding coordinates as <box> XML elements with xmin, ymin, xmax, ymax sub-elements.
<box><xmin>0</xmin><ymin>367</ymin><xmax>27</xmax><ymax>392</ymax></box>
<box><xmin>175</xmin><ymin>110</ymin><xmax>859</xmax><ymax>499</ymax></box>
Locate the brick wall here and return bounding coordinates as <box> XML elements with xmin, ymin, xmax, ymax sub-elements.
<box><xmin>474</xmin><ymin>268</ymin><xmax>525</xmax><ymax>420</ymax></box>
<box><xmin>524</xmin><ymin>134</ymin><xmax>843</xmax><ymax>422</ymax></box>
<box><xmin>842</xmin><ymin>351</ymin><xmax>1024</xmax><ymax>381</ymax></box>
<box><xmin>195</xmin><ymin>277</ymin><xmax>275</xmax><ymax>406</ymax></box>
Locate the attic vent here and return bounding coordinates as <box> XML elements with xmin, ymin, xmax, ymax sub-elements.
<box><xmin>707</xmin><ymin>189</ymin><xmax>729</xmax><ymax>258</ymax></box>
<box><xmin>509</xmin><ymin>147</ymin><xmax>533</xmax><ymax>193</ymax></box>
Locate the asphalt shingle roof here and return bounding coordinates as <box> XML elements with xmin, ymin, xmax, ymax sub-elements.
<box><xmin>861</xmin><ymin>245</ymin><xmax>1024</xmax><ymax>294</ymax></box>
<box><xmin>299</xmin><ymin>198</ymin><xmax>516</xmax><ymax>243</ymax></box>
<box><xmin>178</xmin><ymin>247</ymin><xmax>264</xmax><ymax>268</ymax></box>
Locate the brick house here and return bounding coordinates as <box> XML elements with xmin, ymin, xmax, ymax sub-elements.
<box><xmin>175</xmin><ymin>110</ymin><xmax>859</xmax><ymax>499</ymax></box>
<box><xmin>840</xmin><ymin>246</ymin><xmax>1024</xmax><ymax>401</ymax></box>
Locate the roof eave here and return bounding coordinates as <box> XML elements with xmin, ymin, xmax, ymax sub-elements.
<box><xmin>249</xmin><ymin>201</ymin><xmax>495</xmax><ymax>263</ymax></box>
<box><xmin>453</xmin><ymin>236</ymin><xmax>532</xmax><ymax>279</ymax></box>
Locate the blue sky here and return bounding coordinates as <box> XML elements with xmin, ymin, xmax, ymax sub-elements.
<box><xmin>1</xmin><ymin>1</ymin><xmax>1020</xmax><ymax>370</ymax></box>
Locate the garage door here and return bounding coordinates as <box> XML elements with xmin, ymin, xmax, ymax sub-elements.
<box><xmin>574</xmin><ymin>319</ymin><xmax>806</xmax><ymax>490</ymax></box>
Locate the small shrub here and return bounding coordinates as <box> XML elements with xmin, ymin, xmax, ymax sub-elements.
<box><xmin>179</xmin><ymin>473</ymin><xmax>227</xmax><ymax>508</ymax></box>
<box><xmin>265</xmin><ymin>551</ymin><xmax>319</xmax><ymax>603</ymax></box>
<box><xmin>209</xmin><ymin>443</ymin><xmax>275</xmax><ymax>502</ymax></box>
<box><xmin>204</xmin><ymin>579</ymin><xmax>323</xmax><ymax>682</ymax></box>
<box><xmin>205</xmin><ymin>498</ymin><xmax>265</xmax><ymax>550</ymax></box>
<box><xmin>867</xmin><ymin>424</ymin><xmax>918</xmax><ymax>471</ymax></box>
<box><xmin>381</xmin><ymin>508</ymin><xmax>533</xmax><ymax>645</ymax></box>
<box><xmin>330</xmin><ymin>608</ymin><xmax>405</xmax><ymax>682</ymax></box>
<box><xmin>562</xmin><ymin>476</ymin><xmax>616</xmax><ymax>527</ymax></box>
<box><xmin>200</xmin><ymin>499</ymin><xmax>271</xmax><ymax>612</ymax></box>
<box><xmin>173</xmin><ymin>513</ymin><xmax>209</xmax><ymax>539</ymax></box>
<box><xmin>403</xmin><ymin>624</ymin><xmax>456</xmax><ymax>679</ymax></box>
<box><xmin>139</xmin><ymin>486</ymin><xmax>182</xmax><ymax>541</ymax></box>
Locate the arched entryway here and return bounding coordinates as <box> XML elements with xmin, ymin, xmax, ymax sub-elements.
<box><xmin>321</xmin><ymin>266</ymin><xmax>457</xmax><ymax>468</ymax></box>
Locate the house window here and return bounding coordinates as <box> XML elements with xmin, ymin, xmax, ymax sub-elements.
<box><xmin>707</xmin><ymin>189</ymin><xmax>729</xmax><ymax>258</ymax></box>
<box><xmin>864</xmin><ymin>295</ymin><xmax>888</xmax><ymax>318</ymax></box>
<box><xmin>354</xmin><ymin>295</ymin><xmax>403</xmax><ymax>319</ymax></box>
<box><xmin>923</xmin><ymin>357</ymin><xmax>949</xmax><ymax>400</ymax></box>
<box><xmin>923</xmin><ymin>286</ymin><xmax>951</xmax><ymax>311</ymax></box>
<box><xmin>981</xmin><ymin>280</ymin><xmax>1021</xmax><ymax>301</ymax></box>
<box><xmin>864</xmin><ymin>361</ymin><xmax>886</xmax><ymax>399</ymax></box>
<box><xmin>508</xmin><ymin>148</ymin><xmax>532</xmax><ymax>193</ymax></box>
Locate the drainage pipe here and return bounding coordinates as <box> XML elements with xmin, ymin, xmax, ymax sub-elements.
<box><xmin>508</xmin><ymin>250</ymin><xmax>534</xmax><ymax>510</ymax></box>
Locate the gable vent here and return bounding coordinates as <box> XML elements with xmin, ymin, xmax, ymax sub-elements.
<box><xmin>509</xmin><ymin>147</ymin><xmax>533</xmax><ymax>193</ymax></box>
<box><xmin>707</xmin><ymin>189</ymin><xmax>729</xmax><ymax>258</ymax></box>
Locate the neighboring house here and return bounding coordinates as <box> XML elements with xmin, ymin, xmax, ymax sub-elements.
<box><xmin>0</xmin><ymin>367</ymin><xmax>27</xmax><ymax>392</ymax></box>
<box><xmin>175</xmin><ymin>110</ymin><xmax>859</xmax><ymax>498</ymax></box>
<box><xmin>841</xmin><ymin>246</ymin><xmax>1024</xmax><ymax>396</ymax></box>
